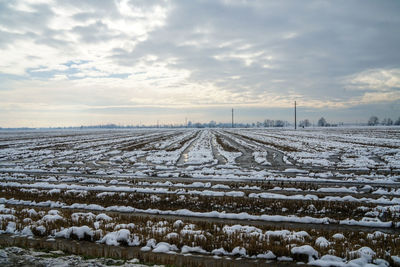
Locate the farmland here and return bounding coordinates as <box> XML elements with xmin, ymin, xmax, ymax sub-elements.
<box><xmin>0</xmin><ymin>127</ymin><xmax>400</xmax><ymax>266</ymax></box>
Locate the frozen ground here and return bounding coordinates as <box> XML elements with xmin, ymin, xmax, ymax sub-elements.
<box><xmin>0</xmin><ymin>246</ymin><xmax>159</xmax><ymax>267</ymax></box>
<box><xmin>0</xmin><ymin>127</ymin><xmax>399</xmax><ymax>266</ymax></box>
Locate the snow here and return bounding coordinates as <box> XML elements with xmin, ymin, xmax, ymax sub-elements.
<box><xmin>3</xmin><ymin>197</ymin><xmax>396</xmax><ymax>228</ymax></box>
<box><xmin>309</xmin><ymin>254</ymin><xmax>346</xmax><ymax>267</ymax></box>
<box><xmin>42</xmin><ymin>214</ymin><xmax>64</xmax><ymax>222</ymax></box>
<box><xmin>5</xmin><ymin>222</ymin><xmax>16</xmax><ymax>234</ymax></box>
<box><xmin>21</xmin><ymin>226</ymin><xmax>33</xmax><ymax>236</ymax></box>
<box><xmin>332</xmin><ymin>233</ymin><xmax>345</xmax><ymax>240</ymax></box>
<box><xmin>231</xmin><ymin>247</ymin><xmax>246</xmax><ymax>256</ymax></box>
<box><xmin>1</xmin><ymin>128</ymin><xmax>400</xmax><ymax>265</ymax></box>
<box><xmin>291</xmin><ymin>245</ymin><xmax>318</xmax><ymax>261</ymax></box>
<box><xmin>315</xmin><ymin>237</ymin><xmax>330</xmax><ymax>248</ymax></box>
<box><xmin>317</xmin><ymin>187</ymin><xmax>357</xmax><ymax>193</ymax></box>
<box><xmin>340</xmin><ymin>217</ymin><xmax>392</xmax><ymax>228</ymax></box>
<box><xmin>181</xmin><ymin>245</ymin><xmax>207</xmax><ymax>254</ymax></box>
<box><xmin>353</xmin><ymin>247</ymin><xmax>376</xmax><ymax>260</ymax></box>
<box><xmin>173</xmin><ymin>220</ymin><xmax>184</xmax><ymax>228</ymax></box>
<box><xmin>24</xmin><ymin>208</ymin><xmax>38</xmax><ymax>216</ymax></box>
<box><xmin>284</xmin><ymin>168</ymin><xmax>308</xmax><ymax>173</ymax></box>
<box><xmin>211</xmin><ymin>184</ymin><xmax>230</xmax><ymax>189</ymax></box>
<box><xmin>55</xmin><ymin>226</ymin><xmax>93</xmax><ymax>240</ymax></box>
<box><xmin>256</xmin><ymin>251</ymin><xmax>276</xmax><ymax>259</ymax></box>
<box><xmin>96</xmin><ymin>213</ymin><xmax>112</xmax><ymax>221</ymax></box>
<box><xmin>0</xmin><ymin>246</ymin><xmax>156</xmax><ymax>266</ymax></box>
<box><xmin>99</xmin><ymin>229</ymin><xmax>138</xmax><ymax>246</ymax></box>
<box><xmin>184</xmin><ymin>130</ymin><xmax>216</xmax><ymax>165</ymax></box>
<box><xmin>211</xmin><ymin>248</ymin><xmax>228</xmax><ymax>256</ymax></box>
<box><xmin>277</xmin><ymin>256</ymin><xmax>293</xmax><ymax>261</ymax></box>
<box><xmin>71</xmin><ymin>212</ymin><xmax>95</xmax><ymax>222</ymax></box>
<box><xmin>152</xmin><ymin>242</ymin><xmax>178</xmax><ymax>253</ymax></box>
<box><xmin>165</xmin><ymin>232</ymin><xmax>179</xmax><ymax>239</ymax></box>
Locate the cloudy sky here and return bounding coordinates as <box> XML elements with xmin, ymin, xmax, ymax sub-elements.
<box><xmin>1</xmin><ymin>0</ymin><xmax>399</xmax><ymax>127</ymax></box>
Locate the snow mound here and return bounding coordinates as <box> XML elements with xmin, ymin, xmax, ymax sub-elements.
<box><xmin>96</xmin><ymin>213</ymin><xmax>112</xmax><ymax>221</ymax></box>
<box><xmin>99</xmin><ymin>229</ymin><xmax>139</xmax><ymax>246</ymax></box>
<box><xmin>291</xmin><ymin>245</ymin><xmax>318</xmax><ymax>262</ymax></box>
<box><xmin>55</xmin><ymin>226</ymin><xmax>93</xmax><ymax>240</ymax></box>
<box><xmin>152</xmin><ymin>242</ymin><xmax>178</xmax><ymax>253</ymax></box>
<box><xmin>315</xmin><ymin>237</ymin><xmax>330</xmax><ymax>248</ymax></box>
<box><xmin>332</xmin><ymin>233</ymin><xmax>345</xmax><ymax>240</ymax></box>
<box><xmin>256</xmin><ymin>251</ymin><xmax>276</xmax><ymax>259</ymax></box>
<box><xmin>181</xmin><ymin>245</ymin><xmax>207</xmax><ymax>254</ymax></box>
<box><xmin>309</xmin><ymin>254</ymin><xmax>345</xmax><ymax>267</ymax></box>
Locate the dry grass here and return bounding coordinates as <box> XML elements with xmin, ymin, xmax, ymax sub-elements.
<box><xmin>1</xmin><ymin>205</ymin><xmax>399</xmax><ymax>263</ymax></box>
<box><xmin>0</xmin><ymin>187</ymin><xmax>396</xmax><ymax>223</ymax></box>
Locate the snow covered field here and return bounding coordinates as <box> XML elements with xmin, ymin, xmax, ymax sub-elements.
<box><xmin>0</xmin><ymin>127</ymin><xmax>399</xmax><ymax>266</ymax></box>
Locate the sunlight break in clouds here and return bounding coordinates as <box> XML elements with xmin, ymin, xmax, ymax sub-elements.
<box><xmin>0</xmin><ymin>0</ymin><xmax>400</xmax><ymax>127</ymax></box>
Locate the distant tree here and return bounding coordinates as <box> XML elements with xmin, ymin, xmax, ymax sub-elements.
<box><xmin>382</xmin><ymin>118</ymin><xmax>393</xmax><ymax>126</ymax></box>
<box><xmin>299</xmin><ymin>119</ymin><xmax>311</xmax><ymax>128</ymax></box>
<box><xmin>274</xmin><ymin>120</ymin><xmax>285</xmax><ymax>127</ymax></box>
<box><xmin>194</xmin><ymin>122</ymin><xmax>203</xmax><ymax>128</ymax></box>
<box><xmin>395</xmin><ymin>117</ymin><xmax>400</xmax><ymax>126</ymax></box>
<box><xmin>263</xmin><ymin>119</ymin><xmax>274</xmax><ymax>127</ymax></box>
<box><xmin>317</xmin><ymin>117</ymin><xmax>327</xmax><ymax>127</ymax></box>
<box><xmin>266</xmin><ymin>119</ymin><xmax>274</xmax><ymax>127</ymax></box>
<box><xmin>209</xmin><ymin>120</ymin><xmax>217</xmax><ymax>128</ymax></box>
<box><xmin>368</xmin><ymin>116</ymin><xmax>379</xmax><ymax>126</ymax></box>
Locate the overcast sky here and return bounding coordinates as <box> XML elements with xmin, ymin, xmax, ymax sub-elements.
<box><xmin>1</xmin><ymin>0</ymin><xmax>399</xmax><ymax>127</ymax></box>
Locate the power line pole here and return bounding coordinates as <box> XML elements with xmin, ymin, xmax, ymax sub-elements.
<box><xmin>294</xmin><ymin>101</ymin><xmax>297</xmax><ymax>130</ymax></box>
<box><xmin>232</xmin><ymin>108</ymin><xmax>234</xmax><ymax>128</ymax></box>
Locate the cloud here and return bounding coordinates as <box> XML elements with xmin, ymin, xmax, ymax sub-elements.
<box><xmin>0</xmin><ymin>0</ymin><xmax>400</xmax><ymax>126</ymax></box>
<box><xmin>347</xmin><ymin>68</ymin><xmax>400</xmax><ymax>91</ymax></box>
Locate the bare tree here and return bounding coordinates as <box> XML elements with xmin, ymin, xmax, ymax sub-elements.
<box><xmin>382</xmin><ymin>118</ymin><xmax>393</xmax><ymax>126</ymax></box>
<box><xmin>318</xmin><ymin>117</ymin><xmax>327</xmax><ymax>127</ymax></box>
<box><xmin>299</xmin><ymin>119</ymin><xmax>311</xmax><ymax>128</ymax></box>
<box><xmin>264</xmin><ymin>119</ymin><xmax>274</xmax><ymax>127</ymax></box>
<box><xmin>395</xmin><ymin>117</ymin><xmax>400</xmax><ymax>126</ymax></box>
<box><xmin>274</xmin><ymin>120</ymin><xmax>285</xmax><ymax>127</ymax></box>
<box><xmin>368</xmin><ymin>116</ymin><xmax>379</xmax><ymax>126</ymax></box>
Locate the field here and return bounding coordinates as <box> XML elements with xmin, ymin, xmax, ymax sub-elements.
<box><xmin>0</xmin><ymin>127</ymin><xmax>400</xmax><ymax>266</ymax></box>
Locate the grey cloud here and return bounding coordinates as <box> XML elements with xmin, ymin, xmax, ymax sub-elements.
<box><xmin>109</xmin><ymin>0</ymin><xmax>400</xmax><ymax>103</ymax></box>
<box><xmin>0</xmin><ymin>2</ymin><xmax>54</xmax><ymax>32</ymax></box>
<box><xmin>56</xmin><ymin>0</ymin><xmax>120</xmax><ymax>17</ymax></box>
<box><xmin>72</xmin><ymin>21</ymin><xmax>125</xmax><ymax>43</ymax></box>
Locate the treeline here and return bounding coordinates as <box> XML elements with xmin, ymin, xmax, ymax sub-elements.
<box><xmin>1</xmin><ymin>116</ymin><xmax>399</xmax><ymax>129</ymax></box>
<box><xmin>367</xmin><ymin>116</ymin><xmax>400</xmax><ymax>126</ymax></box>
<box><xmin>187</xmin><ymin>120</ymin><xmax>290</xmax><ymax>128</ymax></box>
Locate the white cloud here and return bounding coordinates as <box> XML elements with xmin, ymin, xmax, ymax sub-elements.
<box><xmin>348</xmin><ymin>68</ymin><xmax>400</xmax><ymax>91</ymax></box>
<box><xmin>0</xmin><ymin>0</ymin><xmax>170</xmax><ymax>77</ymax></box>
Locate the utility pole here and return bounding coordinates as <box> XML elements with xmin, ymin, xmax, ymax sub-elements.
<box><xmin>232</xmin><ymin>108</ymin><xmax>234</xmax><ymax>128</ymax></box>
<box><xmin>232</xmin><ymin>109</ymin><xmax>234</xmax><ymax>128</ymax></box>
<box><xmin>294</xmin><ymin>101</ymin><xmax>297</xmax><ymax>130</ymax></box>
